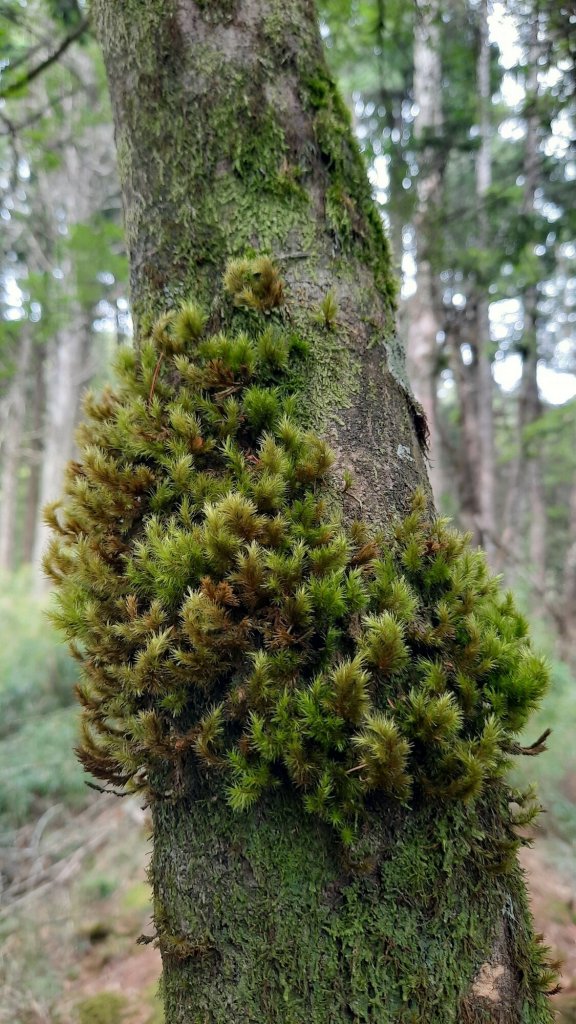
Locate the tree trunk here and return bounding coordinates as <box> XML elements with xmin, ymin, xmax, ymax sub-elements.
<box><xmin>92</xmin><ymin>2</ymin><xmax>553</xmax><ymax>1021</ymax></box>
<box><xmin>522</xmin><ymin>26</ymin><xmax>546</xmax><ymax>595</ymax></box>
<box><xmin>474</xmin><ymin>0</ymin><xmax>496</xmax><ymax>563</ymax></box>
<box><xmin>32</xmin><ymin>306</ymin><xmax>92</xmax><ymax>577</ymax></box>
<box><xmin>445</xmin><ymin>312</ymin><xmax>483</xmax><ymax>537</ymax></box>
<box><xmin>406</xmin><ymin>0</ymin><xmax>445</xmax><ymax>508</ymax></box>
<box><xmin>32</xmin><ymin>140</ymin><xmax>99</xmax><ymax>582</ymax></box>
<box><xmin>560</xmin><ymin>475</ymin><xmax>576</xmax><ymax>664</ymax></box>
<box><xmin>500</xmin><ymin>18</ymin><xmax>546</xmax><ymax>593</ymax></box>
<box><xmin>0</xmin><ymin>332</ymin><xmax>32</xmax><ymax>571</ymax></box>
<box><xmin>21</xmin><ymin>342</ymin><xmax>46</xmax><ymax>564</ymax></box>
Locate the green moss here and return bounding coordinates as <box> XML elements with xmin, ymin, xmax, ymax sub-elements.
<box><xmin>94</xmin><ymin>4</ymin><xmax>317</xmax><ymax>327</ymax></box>
<box><xmin>93</xmin><ymin>0</ymin><xmax>399</xmax><ymax>347</ymax></box>
<box><xmin>122</xmin><ymin>881</ymin><xmax>151</xmax><ymax>912</ymax></box>
<box><xmin>195</xmin><ymin>0</ymin><xmax>238</xmax><ymax>24</ymax></box>
<box><xmin>76</xmin><ymin>993</ymin><xmax>126</xmax><ymax>1024</ymax></box>
<box><xmin>303</xmin><ymin>65</ymin><xmax>399</xmax><ymax>312</ymax></box>
<box><xmin>47</xmin><ymin>259</ymin><xmax>549</xmax><ymax>847</ymax></box>
<box><xmin>87</xmin><ymin>7</ymin><xmax>551</xmax><ymax>1017</ymax></box>
<box><xmin>153</xmin><ymin>782</ymin><xmax>554</xmax><ymax>1023</ymax></box>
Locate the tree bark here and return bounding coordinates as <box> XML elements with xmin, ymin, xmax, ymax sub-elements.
<box><xmin>21</xmin><ymin>342</ymin><xmax>45</xmax><ymax>564</ymax></box>
<box><xmin>500</xmin><ymin>17</ymin><xmax>546</xmax><ymax>593</ymax></box>
<box><xmin>560</xmin><ymin>475</ymin><xmax>576</xmax><ymax>664</ymax></box>
<box><xmin>445</xmin><ymin>311</ymin><xmax>483</xmax><ymax>537</ymax></box>
<box><xmin>32</xmin><ymin>304</ymin><xmax>92</xmax><ymax>577</ymax></box>
<box><xmin>406</xmin><ymin>0</ymin><xmax>445</xmax><ymax>508</ymax></box>
<box><xmin>92</xmin><ymin>2</ymin><xmax>553</xmax><ymax>1021</ymax></box>
<box><xmin>474</xmin><ymin>0</ymin><xmax>496</xmax><ymax>563</ymax></box>
<box><xmin>31</xmin><ymin>137</ymin><xmax>102</xmax><ymax>581</ymax></box>
<box><xmin>0</xmin><ymin>332</ymin><xmax>33</xmax><ymax>571</ymax></box>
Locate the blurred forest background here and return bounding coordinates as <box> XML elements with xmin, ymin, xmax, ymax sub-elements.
<box><xmin>0</xmin><ymin>0</ymin><xmax>574</xmax><ymax>1022</ymax></box>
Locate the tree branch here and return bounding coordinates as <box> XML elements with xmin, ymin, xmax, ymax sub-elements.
<box><xmin>0</xmin><ymin>16</ymin><xmax>90</xmax><ymax>100</ymax></box>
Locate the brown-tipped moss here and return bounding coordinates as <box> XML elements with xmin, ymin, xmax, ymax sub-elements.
<box><xmin>46</xmin><ymin>261</ymin><xmax>549</xmax><ymax>843</ymax></box>
<box><xmin>223</xmin><ymin>255</ymin><xmax>284</xmax><ymax>311</ymax></box>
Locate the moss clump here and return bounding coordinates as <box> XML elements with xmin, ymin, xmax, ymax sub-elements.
<box><xmin>46</xmin><ymin>259</ymin><xmax>548</xmax><ymax>843</ymax></box>
<box><xmin>76</xmin><ymin>993</ymin><xmax>126</xmax><ymax>1024</ymax></box>
<box><xmin>223</xmin><ymin>255</ymin><xmax>284</xmax><ymax>311</ymax></box>
<box><xmin>304</xmin><ymin>66</ymin><xmax>398</xmax><ymax>311</ymax></box>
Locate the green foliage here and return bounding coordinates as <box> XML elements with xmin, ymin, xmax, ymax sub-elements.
<box><xmin>513</xmin><ymin>652</ymin><xmax>576</xmax><ymax>857</ymax></box>
<box><xmin>46</xmin><ymin>262</ymin><xmax>548</xmax><ymax>840</ymax></box>
<box><xmin>313</xmin><ymin>289</ymin><xmax>339</xmax><ymax>328</ymax></box>
<box><xmin>0</xmin><ymin>570</ymin><xmax>77</xmax><ymax>740</ymax></box>
<box><xmin>0</xmin><ymin>707</ymin><xmax>88</xmax><ymax>827</ymax></box>
<box><xmin>0</xmin><ymin>578</ymin><xmax>82</xmax><ymax>827</ymax></box>
<box><xmin>76</xmin><ymin>993</ymin><xmax>127</xmax><ymax>1024</ymax></box>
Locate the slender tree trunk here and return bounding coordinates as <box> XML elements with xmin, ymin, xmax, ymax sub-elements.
<box><xmin>32</xmin><ymin>142</ymin><xmax>97</xmax><ymax>582</ymax></box>
<box><xmin>32</xmin><ymin>308</ymin><xmax>91</xmax><ymax>577</ymax></box>
<box><xmin>445</xmin><ymin>312</ymin><xmax>482</xmax><ymax>538</ymax></box>
<box><xmin>22</xmin><ymin>343</ymin><xmax>45</xmax><ymax>564</ymax></box>
<box><xmin>92</xmin><ymin>2</ymin><xmax>552</xmax><ymax>1021</ymax></box>
<box><xmin>475</xmin><ymin>0</ymin><xmax>496</xmax><ymax>563</ymax></box>
<box><xmin>406</xmin><ymin>0</ymin><xmax>445</xmax><ymax>507</ymax></box>
<box><xmin>560</xmin><ymin>475</ymin><xmax>576</xmax><ymax>664</ymax></box>
<box><xmin>500</xmin><ymin>19</ymin><xmax>546</xmax><ymax>591</ymax></box>
<box><xmin>523</xmin><ymin>19</ymin><xmax>546</xmax><ymax>594</ymax></box>
<box><xmin>524</xmin><ymin>324</ymin><xmax>546</xmax><ymax>591</ymax></box>
<box><xmin>0</xmin><ymin>332</ymin><xmax>33</xmax><ymax>571</ymax></box>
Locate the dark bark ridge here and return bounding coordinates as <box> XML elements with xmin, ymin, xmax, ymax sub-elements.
<box><xmin>84</xmin><ymin>1</ymin><xmax>556</xmax><ymax>1019</ymax></box>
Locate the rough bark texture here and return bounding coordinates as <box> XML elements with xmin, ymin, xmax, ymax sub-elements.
<box><xmin>92</xmin><ymin>1</ymin><xmax>553</xmax><ymax>1020</ymax></box>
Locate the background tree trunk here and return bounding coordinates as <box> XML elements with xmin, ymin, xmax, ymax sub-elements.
<box><xmin>31</xmin><ymin>141</ymin><xmax>100</xmax><ymax>581</ymax></box>
<box><xmin>21</xmin><ymin>343</ymin><xmax>46</xmax><ymax>565</ymax></box>
<box><xmin>406</xmin><ymin>0</ymin><xmax>445</xmax><ymax>508</ymax></box>
<box><xmin>474</xmin><ymin>0</ymin><xmax>496</xmax><ymax>563</ymax></box>
<box><xmin>92</xmin><ymin>2</ymin><xmax>553</xmax><ymax>1021</ymax></box>
<box><xmin>0</xmin><ymin>332</ymin><xmax>32</xmax><ymax>571</ymax></box>
<box><xmin>500</xmin><ymin>16</ymin><xmax>546</xmax><ymax>593</ymax></box>
<box><xmin>32</xmin><ymin>305</ymin><xmax>91</xmax><ymax>577</ymax></box>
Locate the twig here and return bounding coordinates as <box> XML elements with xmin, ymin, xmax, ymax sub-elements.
<box><xmin>507</xmin><ymin>728</ymin><xmax>552</xmax><ymax>757</ymax></box>
<box><xmin>0</xmin><ymin>18</ymin><xmax>90</xmax><ymax>100</ymax></box>
<box><xmin>30</xmin><ymin>804</ymin><xmax>62</xmax><ymax>856</ymax></box>
<box><xmin>86</xmin><ymin>780</ymin><xmax>128</xmax><ymax>798</ymax></box>
<box><xmin>148</xmin><ymin>353</ymin><xmax>164</xmax><ymax>404</ymax></box>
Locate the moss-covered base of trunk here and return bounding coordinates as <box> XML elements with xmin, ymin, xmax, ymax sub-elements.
<box><xmin>152</xmin><ymin>782</ymin><xmax>553</xmax><ymax>1023</ymax></box>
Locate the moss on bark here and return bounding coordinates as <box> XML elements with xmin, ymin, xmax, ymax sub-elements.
<box><xmin>89</xmin><ymin>1</ymin><xmax>554</xmax><ymax>1020</ymax></box>
<box><xmin>153</xmin><ymin>777</ymin><xmax>552</xmax><ymax>1023</ymax></box>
